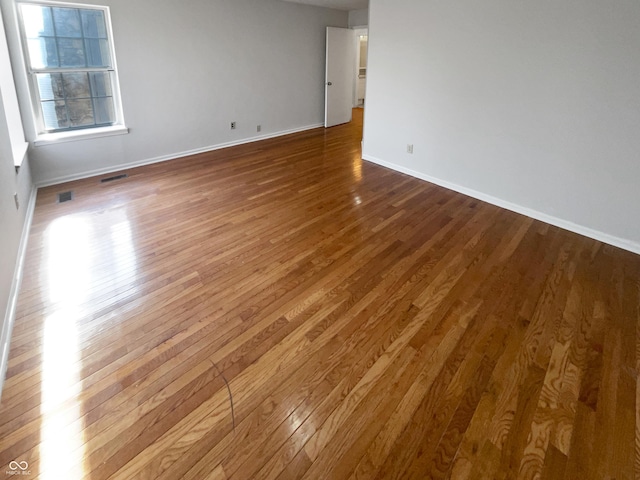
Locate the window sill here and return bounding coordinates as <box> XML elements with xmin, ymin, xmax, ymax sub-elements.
<box><xmin>33</xmin><ymin>125</ymin><xmax>129</xmax><ymax>147</ymax></box>
<box><xmin>13</xmin><ymin>141</ymin><xmax>29</xmax><ymax>171</ymax></box>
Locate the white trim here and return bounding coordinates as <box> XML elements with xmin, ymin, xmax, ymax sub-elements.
<box><xmin>36</xmin><ymin>123</ymin><xmax>324</xmax><ymax>187</ymax></box>
<box><xmin>33</xmin><ymin>125</ymin><xmax>129</xmax><ymax>146</ymax></box>
<box><xmin>362</xmin><ymin>154</ymin><xmax>640</xmax><ymax>256</ymax></box>
<box><xmin>16</xmin><ymin>0</ymin><xmax>109</xmax><ymax>9</ymax></box>
<box><xmin>0</xmin><ymin>6</ymin><xmax>28</xmax><ymax>170</ymax></box>
<box><xmin>15</xmin><ymin>1</ymin><xmax>127</xmax><ymax>142</ymax></box>
<box><xmin>12</xmin><ymin>141</ymin><xmax>28</xmax><ymax>168</ymax></box>
<box><xmin>0</xmin><ymin>184</ymin><xmax>37</xmax><ymax>398</ymax></box>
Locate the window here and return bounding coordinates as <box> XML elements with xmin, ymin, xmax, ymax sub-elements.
<box><xmin>16</xmin><ymin>1</ymin><xmax>125</xmax><ymax>141</ymax></box>
<box><xmin>1</xmin><ymin>7</ymin><xmax>28</xmax><ymax>167</ymax></box>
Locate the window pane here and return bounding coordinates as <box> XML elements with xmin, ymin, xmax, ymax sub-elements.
<box><xmin>42</xmin><ymin>100</ymin><xmax>69</xmax><ymax>130</ymax></box>
<box><xmin>20</xmin><ymin>4</ymin><xmax>121</xmax><ymax>133</ymax></box>
<box><xmin>36</xmin><ymin>73</ymin><xmax>64</xmax><ymax>101</ymax></box>
<box><xmin>85</xmin><ymin>38</ymin><xmax>111</xmax><ymax>67</ymax></box>
<box><xmin>58</xmin><ymin>38</ymin><xmax>86</xmax><ymax>67</ymax></box>
<box><xmin>89</xmin><ymin>72</ymin><xmax>112</xmax><ymax>97</ymax></box>
<box><xmin>81</xmin><ymin>9</ymin><xmax>107</xmax><ymax>38</ymax></box>
<box><xmin>52</xmin><ymin>8</ymin><xmax>82</xmax><ymax>38</ymax></box>
<box><xmin>62</xmin><ymin>73</ymin><xmax>90</xmax><ymax>99</ymax></box>
<box><xmin>27</xmin><ymin>37</ymin><xmax>59</xmax><ymax>68</ymax></box>
<box><xmin>94</xmin><ymin>97</ymin><xmax>114</xmax><ymax>124</ymax></box>
<box><xmin>67</xmin><ymin>99</ymin><xmax>94</xmax><ymax>126</ymax></box>
<box><xmin>21</xmin><ymin>5</ymin><xmax>54</xmax><ymax>37</ymax></box>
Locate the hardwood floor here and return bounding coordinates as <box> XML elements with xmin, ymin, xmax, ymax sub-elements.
<box><xmin>1</xmin><ymin>108</ymin><xmax>639</xmax><ymax>479</ymax></box>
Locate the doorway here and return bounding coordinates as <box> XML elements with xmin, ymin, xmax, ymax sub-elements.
<box><xmin>353</xmin><ymin>28</ymin><xmax>368</xmax><ymax>108</ymax></box>
<box><xmin>324</xmin><ymin>26</ymin><xmax>368</xmax><ymax>129</ymax></box>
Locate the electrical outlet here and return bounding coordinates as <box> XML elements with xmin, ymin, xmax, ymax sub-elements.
<box><xmin>231</xmin><ymin>122</ymin><xmax>237</xmax><ymax>130</ymax></box>
<box><xmin>13</xmin><ymin>193</ymin><xmax>19</xmax><ymax>210</ymax></box>
<box><xmin>407</xmin><ymin>144</ymin><xmax>414</xmax><ymax>154</ymax></box>
<box><xmin>257</xmin><ymin>125</ymin><xmax>261</xmax><ymax>133</ymax></box>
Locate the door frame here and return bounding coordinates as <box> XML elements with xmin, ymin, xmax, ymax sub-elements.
<box><xmin>352</xmin><ymin>28</ymin><xmax>368</xmax><ymax>108</ymax></box>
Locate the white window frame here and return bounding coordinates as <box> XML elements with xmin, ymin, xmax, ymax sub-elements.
<box><xmin>0</xmin><ymin>7</ymin><xmax>28</xmax><ymax>167</ymax></box>
<box><xmin>14</xmin><ymin>0</ymin><xmax>127</xmax><ymax>146</ymax></box>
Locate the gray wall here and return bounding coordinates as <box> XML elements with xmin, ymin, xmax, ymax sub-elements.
<box><xmin>1</xmin><ymin>0</ymin><xmax>348</xmax><ymax>185</ymax></box>
<box><xmin>0</xmin><ymin>139</ymin><xmax>32</xmax><ymax>366</ymax></box>
<box><xmin>1</xmin><ymin>5</ymin><xmax>34</xmax><ymax>394</ymax></box>
<box><xmin>363</xmin><ymin>0</ymin><xmax>640</xmax><ymax>253</ymax></box>
<box><xmin>348</xmin><ymin>8</ymin><xmax>368</xmax><ymax>27</ymax></box>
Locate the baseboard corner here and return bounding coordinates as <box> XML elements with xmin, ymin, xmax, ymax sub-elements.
<box><xmin>361</xmin><ymin>153</ymin><xmax>640</xmax><ymax>256</ymax></box>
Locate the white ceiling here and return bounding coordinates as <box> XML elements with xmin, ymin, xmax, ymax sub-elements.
<box><xmin>280</xmin><ymin>0</ymin><xmax>368</xmax><ymax>11</ymax></box>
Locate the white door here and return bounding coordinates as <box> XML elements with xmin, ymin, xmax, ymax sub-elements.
<box><xmin>325</xmin><ymin>27</ymin><xmax>356</xmax><ymax>128</ymax></box>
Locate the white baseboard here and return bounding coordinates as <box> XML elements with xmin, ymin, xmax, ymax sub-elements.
<box><xmin>36</xmin><ymin>123</ymin><xmax>324</xmax><ymax>188</ymax></box>
<box><xmin>0</xmin><ymin>185</ymin><xmax>38</xmax><ymax>398</ymax></box>
<box><xmin>362</xmin><ymin>154</ymin><xmax>640</xmax><ymax>256</ymax></box>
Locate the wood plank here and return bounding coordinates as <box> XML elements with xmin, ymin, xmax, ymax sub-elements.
<box><xmin>0</xmin><ymin>108</ymin><xmax>637</xmax><ymax>479</ymax></box>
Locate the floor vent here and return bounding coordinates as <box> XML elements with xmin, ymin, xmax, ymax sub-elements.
<box><xmin>101</xmin><ymin>173</ymin><xmax>128</xmax><ymax>183</ymax></box>
<box><xmin>57</xmin><ymin>191</ymin><xmax>74</xmax><ymax>203</ymax></box>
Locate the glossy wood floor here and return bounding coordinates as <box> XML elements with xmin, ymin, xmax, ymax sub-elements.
<box><xmin>1</xmin><ymin>109</ymin><xmax>639</xmax><ymax>479</ymax></box>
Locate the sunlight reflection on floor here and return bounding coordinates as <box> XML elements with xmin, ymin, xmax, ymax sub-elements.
<box><xmin>38</xmin><ymin>210</ymin><xmax>137</xmax><ymax>478</ymax></box>
<box><xmin>40</xmin><ymin>308</ymin><xmax>85</xmax><ymax>479</ymax></box>
<box><xmin>41</xmin><ymin>216</ymin><xmax>90</xmax><ymax>479</ymax></box>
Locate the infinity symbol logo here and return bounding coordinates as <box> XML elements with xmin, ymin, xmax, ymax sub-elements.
<box><xmin>9</xmin><ymin>461</ymin><xmax>29</xmax><ymax>470</ymax></box>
